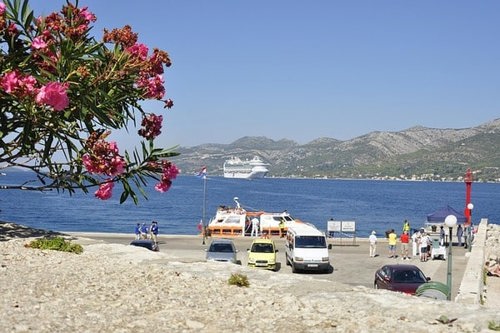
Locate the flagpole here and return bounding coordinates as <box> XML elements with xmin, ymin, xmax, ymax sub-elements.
<box><xmin>202</xmin><ymin>171</ymin><xmax>207</xmax><ymax>245</ymax></box>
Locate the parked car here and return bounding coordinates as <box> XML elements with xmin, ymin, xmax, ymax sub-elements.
<box><xmin>205</xmin><ymin>238</ymin><xmax>239</xmax><ymax>264</ymax></box>
<box><xmin>374</xmin><ymin>264</ymin><xmax>430</xmax><ymax>294</ymax></box>
<box><xmin>247</xmin><ymin>238</ymin><xmax>278</xmax><ymax>271</ymax></box>
<box><xmin>130</xmin><ymin>239</ymin><xmax>159</xmax><ymax>251</ymax></box>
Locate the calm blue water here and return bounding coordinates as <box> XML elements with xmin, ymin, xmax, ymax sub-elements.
<box><xmin>0</xmin><ymin>170</ymin><xmax>498</xmax><ymax>236</ymax></box>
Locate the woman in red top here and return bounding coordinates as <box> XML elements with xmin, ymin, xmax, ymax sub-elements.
<box><xmin>400</xmin><ymin>230</ymin><xmax>410</xmax><ymax>260</ymax></box>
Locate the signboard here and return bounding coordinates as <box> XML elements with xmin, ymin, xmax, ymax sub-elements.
<box><xmin>327</xmin><ymin>220</ymin><xmax>341</xmax><ymax>232</ymax></box>
<box><xmin>341</xmin><ymin>221</ymin><xmax>356</xmax><ymax>232</ymax></box>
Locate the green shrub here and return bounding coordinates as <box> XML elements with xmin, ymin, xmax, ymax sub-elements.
<box><xmin>489</xmin><ymin>320</ymin><xmax>500</xmax><ymax>331</ymax></box>
<box><xmin>228</xmin><ymin>273</ymin><xmax>250</xmax><ymax>287</ymax></box>
<box><xmin>27</xmin><ymin>237</ymin><xmax>83</xmax><ymax>254</ymax></box>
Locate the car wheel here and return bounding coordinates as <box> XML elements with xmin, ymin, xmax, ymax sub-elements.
<box><xmin>285</xmin><ymin>254</ymin><xmax>291</xmax><ymax>266</ymax></box>
<box><xmin>292</xmin><ymin>263</ymin><xmax>298</xmax><ymax>273</ymax></box>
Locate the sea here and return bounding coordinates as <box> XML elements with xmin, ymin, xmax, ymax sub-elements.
<box><xmin>0</xmin><ymin>169</ymin><xmax>498</xmax><ymax>237</ymax></box>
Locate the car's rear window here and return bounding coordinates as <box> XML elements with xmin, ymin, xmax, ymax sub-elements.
<box><xmin>210</xmin><ymin>243</ymin><xmax>234</xmax><ymax>253</ymax></box>
<box><xmin>251</xmin><ymin>243</ymin><xmax>274</xmax><ymax>253</ymax></box>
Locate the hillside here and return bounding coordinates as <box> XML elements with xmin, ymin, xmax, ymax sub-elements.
<box><xmin>172</xmin><ymin>119</ymin><xmax>500</xmax><ymax>182</ymax></box>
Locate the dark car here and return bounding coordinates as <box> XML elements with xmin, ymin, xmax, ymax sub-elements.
<box><xmin>374</xmin><ymin>264</ymin><xmax>430</xmax><ymax>294</ymax></box>
<box><xmin>130</xmin><ymin>239</ymin><xmax>159</xmax><ymax>251</ymax></box>
<box><xmin>205</xmin><ymin>238</ymin><xmax>239</xmax><ymax>264</ymax></box>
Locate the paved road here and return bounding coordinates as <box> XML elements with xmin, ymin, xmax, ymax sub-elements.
<box><xmin>69</xmin><ymin>233</ymin><xmax>468</xmax><ymax>299</ymax></box>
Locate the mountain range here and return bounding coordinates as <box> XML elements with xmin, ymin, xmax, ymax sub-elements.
<box><xmin>172</xmin><ymin>118</ymin><xmax>500</xmax><ymax>182</ymax></box>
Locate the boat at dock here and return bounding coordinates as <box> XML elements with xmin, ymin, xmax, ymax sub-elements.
<box><xmin>206</xmin><ymin>197</ymin><xmax>298</xmax><ymax>237</ymax></box>
<box><xmin>223</xmin><ymin>156</ymin><xmax>269</xmax><ymax>179</ymax></box>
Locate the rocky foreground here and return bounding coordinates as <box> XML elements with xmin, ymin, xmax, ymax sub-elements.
<box><xmin>1</xmin><ymin>223</ymin><xmax>500</xmax><ymax>333</ymax></box>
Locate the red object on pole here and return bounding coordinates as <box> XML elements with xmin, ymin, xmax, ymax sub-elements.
<box><xmin>464</xmin><ymin>168</ymin><xmax>473</xmax><ymax>226</ymax></box>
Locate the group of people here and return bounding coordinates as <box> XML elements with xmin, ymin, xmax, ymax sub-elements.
<box><xmin>368</xmin><ymin>219</ymin><xmax>449</xmax><ymax>262</ymax></box>
<box><xmin>134</xmin><ymin>221</ymin><xmax>159</xmax><ymax>244</ymax></box>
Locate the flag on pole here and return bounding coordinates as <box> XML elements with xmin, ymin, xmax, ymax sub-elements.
<box><xmin>197</xmin><ymin>166</ymin><xmax>207</xmax><ymax>179</ymax></box>
<box><xmin>197</xmin><ymin>219</ymin><xmax>203</xmax><ymax>231</ymax></box>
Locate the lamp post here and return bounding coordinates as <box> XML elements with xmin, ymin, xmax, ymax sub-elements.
<box><xmin>467</xmin><ymin>203</ymin><xmax>474</xmax><ymax>252</ymax></box>
<box><xmin>444</xmin><ymin>214</ymin><xmax>458</xmax><ymax>300</ymax></box>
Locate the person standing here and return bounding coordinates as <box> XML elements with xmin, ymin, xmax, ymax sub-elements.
<box><xmin>140</xmin><ymin>222</ymin><xmax>148</xmax><ymax>239</ymax></box>
<box><xmin>251</xmin><ymin>218</ymin><xmax>259</xmax><ymax>237</ymax></box>
<box><xmin>400</xmin><ymin>230</ymin><xmax>410</xmax><ymax>260</ymax></box>
<box><xmin>369</xmin><ymin>231</ymin><xmax>377</xmax><ymax>257</ymax></box>
<box><xmin>457</xmin><ymin>224</ymin><xmax>464</xmax><ymax>247</ymax></box>
<box><xmin>134</xmin><ymin>223</ymin><xmax>141</xmax><ymax>240</ymax></box>
<box><xmin>402</xmin><ymin>220</ymin><xmax>411</xmax><ymax>233</ymax></box>
<box><xmin>419</xmin><ymin>232</ymin><xmax>430</xmax><ymax>262</ymax></box>
<box><xmin>439</xmin><ymin>226</ymin><xmax>445</xmax><ymax>246</ymax></box>
<box><xmin>150</xmin><ymin>221</ymin><xmax>159</xmax><ymax>244</ymax></box>
<box><xmin>411</xmin><ymin>229</ymin><xmax>421</xmax><ymax>257</ymax></box>
<box><xmin>388</xmin><ymin>229</ymin><xmax>397</xmax><ymax>258</ymax></box>
<box><xmin>279</xmin><ymin>219</ymin><xmax>286</xmax><ymax>238</ymax></box>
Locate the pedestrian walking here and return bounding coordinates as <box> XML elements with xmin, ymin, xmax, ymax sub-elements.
<box><xmin>369</xmin><ymin>231</ymin><xmax>377</xmax><ymax>257</ymax></box>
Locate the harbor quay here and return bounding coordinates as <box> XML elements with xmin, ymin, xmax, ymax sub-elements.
<box><xmin>69</xmin><ymin>231</ymin><xmax>469</xmax><ymax>300</ymax></box>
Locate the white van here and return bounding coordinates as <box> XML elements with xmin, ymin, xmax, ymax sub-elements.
<box><xmin>285</xmin><ymin>222</ymin><xmax>331</xmax><ymax>273</ymax></box>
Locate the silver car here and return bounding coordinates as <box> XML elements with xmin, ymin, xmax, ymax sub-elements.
<box><xmin>205</xmin><ymin>238</ymin><xmax>239</xmax><ymax>264</ymax></box>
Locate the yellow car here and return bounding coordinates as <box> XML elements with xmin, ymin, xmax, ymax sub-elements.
<box><xmin>247</xmin><ymin>238</ymin><xmax>278</xmax><ymax>271</ymax></box>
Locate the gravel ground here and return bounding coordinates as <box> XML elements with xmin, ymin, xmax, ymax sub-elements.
<box><xmin>1</xmin><ymin>222</ymin><xmax>499</xmax><ymax>333</ymax></box>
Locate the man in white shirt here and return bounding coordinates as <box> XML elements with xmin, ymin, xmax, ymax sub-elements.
<box><xmin>369</xmin><ymin>231</ymin><xmax>377</xmax><ymax>257</ymax></box>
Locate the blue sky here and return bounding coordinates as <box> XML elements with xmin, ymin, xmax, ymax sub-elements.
<box><xmin>29</xmin><ymin>1</ymin><xmax>500</xmax><ymax>149</ymax></box>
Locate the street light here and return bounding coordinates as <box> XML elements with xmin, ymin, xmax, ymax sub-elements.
<box><xmin>444</xmin><ymin>214</ymin><xmax>458</xmax><ymax>300</ymax></box>
<box><xmin>467</xmin><ymin>203</ymin><xmax>474</xmax><ymax>252</ymax></box>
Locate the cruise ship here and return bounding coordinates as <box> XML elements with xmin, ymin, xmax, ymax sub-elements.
<box><xmin>223</xmin><ymin>156</ymin><xmax>269</xmax><ymax>179</ymax></box>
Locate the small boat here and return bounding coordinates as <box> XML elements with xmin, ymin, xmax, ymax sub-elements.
<box><xmin>223</xmin><ymin>156</ymin><xmax>269</xmax><ymax>179</ymax></box>
<box><xmin>206</xmin><ymin>197</ymin><xmax>298</xmax><ymax>237</ymax></box>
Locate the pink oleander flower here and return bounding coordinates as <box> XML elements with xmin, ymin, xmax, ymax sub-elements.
<box><xmin>154</xmin><ymin>161</ymin><xmax>179</xmax><ymax>193</ymax></box>
<box><xmin>95</xmin><ymin>180</ymin><xmax>114</xmax><ymax>200</ymax></box>
<box><xmin>35</xmin><ymin>82</ymin><xmax>69</xmax><ymax>111</ymax></box>
<box><xmin>138</xmin><ymin>113</ymin><xmax>163</xmax><ymax>140</ymax></box>
<box><xmin>82</xmin><ymin>137</ymin><xmax>126</xmax><ymax>177</ymax></box>
<box><xmin>31</xmin><ymin>36</ymin><xmax>48</xmax><ymax>50</ymax></box>
<box><xmin>0</xmin><ymin>3</ymin><xmax>6</xmax><ymax>15</ymax></box>
<box><xmin>154</xmin><ymin>178</ymin><xmax>171</xmax><ymax>193</ymax></box>
<box><xmin>163</xmin><ymin>162</ymin><xmax>179</xmax><ymax>180</ymax></box>
<box><xmin>137</xmin><ymin>74</ymin><xmax>165</xmax><ymax>99</ymax></box>
<box><xmin>126</xmin><ymin>43</ymin><xmax>149</xmax><ymax>61</ymax></box>
<box><xmin>79</xmin><ymin>7</ymin><xmax>96</xmax><ymax>22</ymax></box>
<box><xmin>1</xmin><ymin>70</ymin><xmax>38</xmax><ymax>97</ymax></box>
<box><xmin>1</xmin><ymin>71</ymin><xmax>20</xmax><ymax>93</ymax></box>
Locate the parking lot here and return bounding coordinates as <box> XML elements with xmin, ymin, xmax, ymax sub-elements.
<box><xmin>71</xmin><ymin>233</ymin><xmax>468</xmax><ymax>298</ymax></box>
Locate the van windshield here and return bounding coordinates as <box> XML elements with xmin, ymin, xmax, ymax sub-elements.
<box><xmin>295</xmin><ymin>236</ymin><xmax>326</xmax><ymax>248</ymax></box>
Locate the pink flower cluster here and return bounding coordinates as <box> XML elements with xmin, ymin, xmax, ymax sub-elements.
<box><xmin>154</xmin><ymin>161</ymin><xmax>179</xmax><ymax>193</ymax></box>
<box><xmin>138</xmin><ymin>113</ymin><xmax>163</xmax><ymax>140</ymax></box>
<box><xmin>82</xmin><ymin>138</ymin><xmax>125</xmax><ymax>177</ymax></box>
<box><xmin>35</xmin><ymin>82</ymin><xmax>69</xmax><ymax>111</ymax></box>
<box><xmin>95</xmin><ymin>180</ymin><xmax>114</xmax><ymax>200</ymax></box>
<box><xmin>0</xmin><ymin>70</ymin><xmax>37</xmax><ymax>97</ymax></box>
<box><xmin>136</xmin><ymin>74</ymin><xmax>165</xmax><ymax>99</ymax></box>
<box><xmin>126</xmin><ymin>43</ymin><xmax>149</xmax><ymax>61</ymax></box>
<box><xmin>1</xmin><ymin>70</ymin><xmax>69</xmax><ymax>111</ymax></box>
<box><xmin>0</xmin><ymin>3</ymin><xmax>6</xmax><ymax>15</ymax></box>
